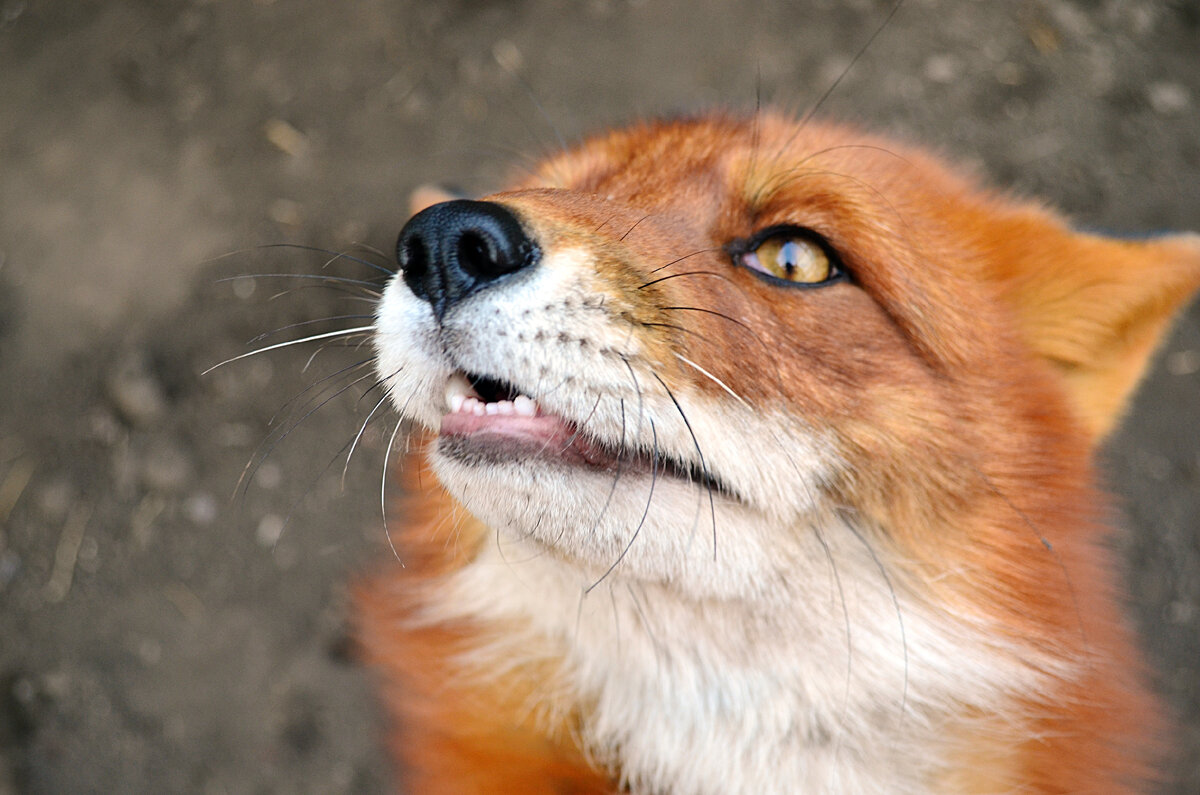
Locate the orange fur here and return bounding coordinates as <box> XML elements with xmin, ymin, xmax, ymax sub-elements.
<box><xmin>357</xmin><ymin>112</ymin><xmax>1200</xmax><ymax>793</ymax></box>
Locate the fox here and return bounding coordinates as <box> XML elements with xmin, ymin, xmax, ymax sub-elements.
<box><xmin>354</xmin><ymin>110</ymin><xmax>1200</xmax><ymax>793</ymax></box>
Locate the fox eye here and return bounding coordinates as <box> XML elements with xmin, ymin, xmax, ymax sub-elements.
<box><xmin>730</xmin><ymin>226</ymin><xmax>844</xmax><ymax>287</ymax></box>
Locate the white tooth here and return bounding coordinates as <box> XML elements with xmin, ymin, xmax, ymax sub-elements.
<box><xmin>494</xmin><ymin>401</ymin><xmax>514</xmax><ymax>415</ymax></box>
<box><xmin>449</xmin><ymin>394</ymin><xmax>465</xmax><ymax>414</ymax></box>
<box><xmin>513</xmin><ymin>395</ymin><xmax>537</xmax><ymax>416</ymax></box>
<box><xmin>485</xmin><ymin>403</ymin><xmax>500</xmax><ymax>415</ymax></box>
<box><xmin>473</xmin><ymin>401</ymin><xmax>486</xmax><ymax>416</ymax></box>
<box><xmin>444</xmin><ymin>373</ymin><xmax>477</xmax><ymax>412</ymax></box>
<box><xmin>461</xmin><ymin>397</ymin><xmax>479</xmax><ymax>413</ymax></box>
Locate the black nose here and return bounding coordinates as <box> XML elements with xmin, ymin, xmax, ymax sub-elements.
<box><xmin>396</xmin><ymin>199</ymin><xmax>539</xmax><ymax>319</ymax></box>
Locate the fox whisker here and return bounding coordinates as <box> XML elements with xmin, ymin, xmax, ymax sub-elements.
<box><xmin>202</xmin><ymin>325</ymin><xmax>376</xmax><ymax>375</ymax></box>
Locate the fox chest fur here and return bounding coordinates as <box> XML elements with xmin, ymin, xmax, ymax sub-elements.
<box><xmin>357</xmin><ymin>112</ymin><xmax>1200</xmax><ymax>794</ymax></box>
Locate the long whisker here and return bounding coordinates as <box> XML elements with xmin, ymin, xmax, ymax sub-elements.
<box><xmin>837</xmin><ymin>508</ymin><xmax>908</xmax><ymax>720</ymax></box>
<box><xmin>796</xmin><ymin>0</ymin><xmax>907</xmax><ymax>130</ymax></box>
<box><xmin>255</xmin><ymin>242</ymin><xmax>396</xmax><ymax>277</ymax></box>
<box><xmin>651</xmin><ymin>372</ymin><xmax>717</xmax><ymax>560</ymax></box>
<box><xmin>648</xmin><ymin>247</ymin><xmax>719</xmax><ymax>276</ymax></box>
<box><xmin>660</xmin><ymin>306</ymin><xmax>760</xmax><ymax>341</ymax></box>
<box><xmin>555</xmin><ymin>394</ymin><xmax>603</xmax><ymax>455</ymax></box>
<box><xmin>658</xmin><ymin>305</ymin><xmax>787</xmax><ymax>394</ymax></box>
<box><xmin>585</xmin><ymin>398</ymin><xmax>629</xmax><ymax>543</ymax></box>
<box><xmin>217</xmin><ymin>273</ymin><xmax>384</xmax><ymax>290</ymax></box>
<box><xmin>813</xmin><ymin>525</ymin><xmax>854</xmax><ymax>731</ymax></box>
<box><xmin>756</xmin><ymin>0</ymin><xmax>908</xmax><ymax>179</ymax></box>
<box><xmin>593</xmin><ymin>213</ymin><xmax>620</xmax><ymax>233</ymax></box>
<box><xmin>754</xmin><ymin>168</ymin><xmax>902</xmax><ymax>227</ymax></box>
<box><xmin>270</xmin><ymin>416</ymin><xmax>386</xmax><ymax>554</ymax></box>
<box><xmin>620</xmin><ymin>215</ymin><xmax>652</xmax><ymax>242</ymax></box>
<box><xmin>588</xmin><ymin>419</ymin><xmax>660</xmax><ymax>593</ymax></box>
<box><xmin>267</xmin><ymin>358</ymin><xmax>374</xmax><ymax>427</ymax></box>
<box><xmin>619</xmin><ymin>356</ymin><xmax>647</xmax><ymax>442</ymax></box>
<box><xmin>625</xmin><ymin>582</ymin><xmax>666</xmax><ymax>673</ymax></box>
<box><xmin>202</xmin><ymin>325</ymin><xmax>376</xmax><ymax>375</ymax></box>
<box><xmin>673</xmin><ymin>353</ymin><xmax>752</xmax><ymax>410</ymax></box>
<box><xmin>973</xmin><ymin>465</ymin><xmax>1089</xmax><ymax>658</ymax></box>
<box><xmin>260</xmin><ymin>284</ymin><xmax>382</xmax><ymax>304</ymax></box>
<box><xmin>380</xmin><ymin>414</ymin><xmax>406</xmax><ymax>565</ymax></box>
<box><xmin>342</xmin><ymin>391</ymin><xmax>392</xmax><ymax>489</ymax></box>
<box><xmin>249</xmin><ymin>314</ymin><xmax>377</xmax><ymax>345</ymax></box>
<box><xmin>236</xmin><ymin>368</ymin><xmax>378</xmax><ymax>499</ymax></box>
<box><xmin>299</xmin><ymin>335</ymin><xmax>372</xmax><ymax>373</ymax></box>
<box><xmin>503</xmin><ymin>63</ymin><xmax>567</xmax><ymax>154</ymax></box>
<box><xmin>352</xmin><ymin>241</ymin><xmax>390</xmax><ymax>261</ymax></box>
<box><xmin>637</xmin><ymin>270</ymin><xmax>734</xmax><ymax>291</ymax></box>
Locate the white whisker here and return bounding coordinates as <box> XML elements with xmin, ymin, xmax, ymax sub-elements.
<box><xmin>674</xmin><ymin>353</ymin><xmax>751</xmax><ymax>410</ymax></box>
<box><xmin>380</xmin><ymin>414</ymin><xmax>406</xmax><ymax>565</ymax></box>
<box><xmin>201</xmin><ymin>325</ymin><xmax>376</xmax><ymax>375</ymax></box>
<box><xmin>343</xmin><ymin>391</ymin><xmax>391</xmax><ymax>489</ymax></box>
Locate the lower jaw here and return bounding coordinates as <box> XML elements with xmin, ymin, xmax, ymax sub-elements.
<box><xmin>435</xmin><ymin>432</ymin><xmax>735</xmax><ymax>505</ymax></box>
<box><xmin>436</xmin><ymin>431</ymin><xmax>630</xmax><ymax>473</ymax></box>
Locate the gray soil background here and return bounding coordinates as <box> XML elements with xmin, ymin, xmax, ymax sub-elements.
<box><xmin>1</xmin><ymin>0</ymin><xmax>1198</xmax><ymax>792</ymax></box>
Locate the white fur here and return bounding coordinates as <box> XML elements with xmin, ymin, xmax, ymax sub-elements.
<box><xmin>374</xmin><ymin>243</ymin><xmax>1060</xmax><ymax>793</ymax></box>
<box><xmin>429</xmin><ymin>530</ymin><xmax>1048</xmax><ymax>795</ymax></box>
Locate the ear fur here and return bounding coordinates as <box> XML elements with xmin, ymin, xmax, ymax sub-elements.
<box><xmin>409</xmin><ymin>184</ymin><xmax>464</xmax><ymax>216</ymax></box>
<box><xmin>992</xmin><ymin>225</ymin><xmax>1200</xmax><ymax>440</ymax></box>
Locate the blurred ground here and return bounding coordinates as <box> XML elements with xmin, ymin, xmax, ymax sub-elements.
<box><xmin>1</xmin><ymin>1</ymin><xmax>1198</xmax><ymax>792</ymax></box>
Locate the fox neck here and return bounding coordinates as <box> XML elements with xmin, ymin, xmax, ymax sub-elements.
<box><xmin>419</xmin><ymin>498</ymin><xmax>1062</xmax><ymax>795</ymax></box>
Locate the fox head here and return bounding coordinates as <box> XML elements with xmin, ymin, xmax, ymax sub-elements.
<box><xmin>367</xmin><ymin>111</ymin><xmax>1200</xmax><ymax>793</ymax></box>
<box><xmin>376</xmin><ymin>112</ymin><xmax>1199</xmax><ymax>595</ymax></box>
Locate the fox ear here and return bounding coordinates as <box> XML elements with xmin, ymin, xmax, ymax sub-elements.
<box><xmin>998</xmin><ymin>229</ymin><xmax>1200</xmax><ymax>440</ymax></box>
<box><xmin>409</xmin><ymin>184</ymin><xmax>465</xmax><ymax>216</ymax></box>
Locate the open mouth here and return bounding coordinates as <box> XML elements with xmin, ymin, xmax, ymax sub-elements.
<box><xmin>438</xmin><ymin>371</ymin><xmax>731</xmax><ymax>497</ymax></box>
<box><xmin>439</xmin><ymin>371</ymin><xmax>609</xmax><ymax>468</ymax></box>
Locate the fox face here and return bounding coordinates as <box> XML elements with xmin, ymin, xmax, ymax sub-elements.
<box><xmin>366</xmin><ymin>112</ymin><xmax>1200</xmax><ymax>793</ymax></box>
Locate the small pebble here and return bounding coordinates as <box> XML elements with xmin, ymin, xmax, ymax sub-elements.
<box><xmin>215</xmin><ymin>422</ymin><xmax>255</xmax><ymax>447</ymax></box>
<box><xmin>184</xmin><ymin>493</ymin><xmax>218</xmax><ymax>525</ymax></box>
<box><xmin>336</xmin><ymin>219</ymin><xmax>369</xmax><ymax>245</ymax></box>
<box><xmin>1147</xmin><ymin>82</ymin><xmax>1189</xmax><ymax>116</ymax></box>
<box><xmin>136</xmin><ymin>637</ymin><xmax>163</xmax><ymax>666</ymax></box>
<box><xmin>35</xmin><ymin>478</ymin><xmax>75</xmax><ymax>523</ymax></box>
<box><xmin>492</xmin><ymin>39</ymin><xmax>522</xmax><ymax>72</ymax></box>
<box><xmin>140</xmin><ymin>441</ymin><xmax>195</xmax><ymax>494</ymax></box>
<box><xmin>106</xmin><ymin>351</ymin><xmax>167</xmax><ymax>427</ymax></box>
<box><xmin>86</xmin><ymin>408</ymin><xmax>123</xmax><ymax>445</ymax></box>
<box><xmin>268</xmin><ymin>198</ymin><xmax>303</xmax><ymax>227</ymax></box>
<box><xmin>923</xmin><ymin>54</ymin><xmax>961</xmax><ymax>85</ymax></box>
<box><xmin>263</xmin><ymin>118</ymin><xmax>309</xmax><ymax>158</ymax></box>
<box><xmin>273</xmin><ymin>543</ymin><xmax>298</xmax><ymax>570</ymax></box>
<box><xmin>254</xmin><ymin>462</ymin><xmax>283</xmax><ymax>490</ymax></box>
<box><xmin>256</xmin><ymin>513</ymin><xmax>285</xmax><ymax>547</ymax></box>
<box><xmin>1166</xmin><ymin>349</ymin><xmax>1200</xmax><ymax>377</ymax></box>
<box><xmin>995</xmin><ymin>62</ymin><xmax>1025</xmax><ymax>87</ymax></box>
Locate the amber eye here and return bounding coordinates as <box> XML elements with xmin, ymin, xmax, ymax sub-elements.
<box><xmin>731</xmin><ymin>226</ymin><xmax>843</xmax><ymax>287</ymax></box>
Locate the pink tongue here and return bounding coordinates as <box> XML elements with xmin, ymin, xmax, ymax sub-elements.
<box><xmin>440</xmin><ymin>410</ymin><xmax>615</xmax><ymax>468</ymax></box>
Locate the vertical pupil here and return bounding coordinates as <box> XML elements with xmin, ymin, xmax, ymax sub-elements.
<box><xmin>778</xmin><ymin>240</ymin><xmax>800</xmax><ymax>274</ymax></box>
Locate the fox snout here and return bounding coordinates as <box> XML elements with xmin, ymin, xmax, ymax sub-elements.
<box><xmin>396</xmin><ymin>199</ymin><xmax>540</xmax><ymax>320</ymax></box>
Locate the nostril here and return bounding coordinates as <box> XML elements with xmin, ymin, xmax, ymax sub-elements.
<box><xmin>401</xmin><ymin>236</ymin><xmax>428</xmax><ymax>275</ymax></box>
<box><xmin>456</xmin><ymin>231</ymin><xmax>493</xmax><ymax>280</ymax></box>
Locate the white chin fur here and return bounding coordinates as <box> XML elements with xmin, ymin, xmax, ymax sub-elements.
<box><xmin>432</xmin><ymin>447</ymin><xmax>783</xmax><ymax>601</ymax></box>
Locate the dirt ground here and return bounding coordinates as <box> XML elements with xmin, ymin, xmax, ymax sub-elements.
<box><xmin>1</xmin><ymin>1</ymin><xmax>1198</xmax><ymax>792</ymax></box>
